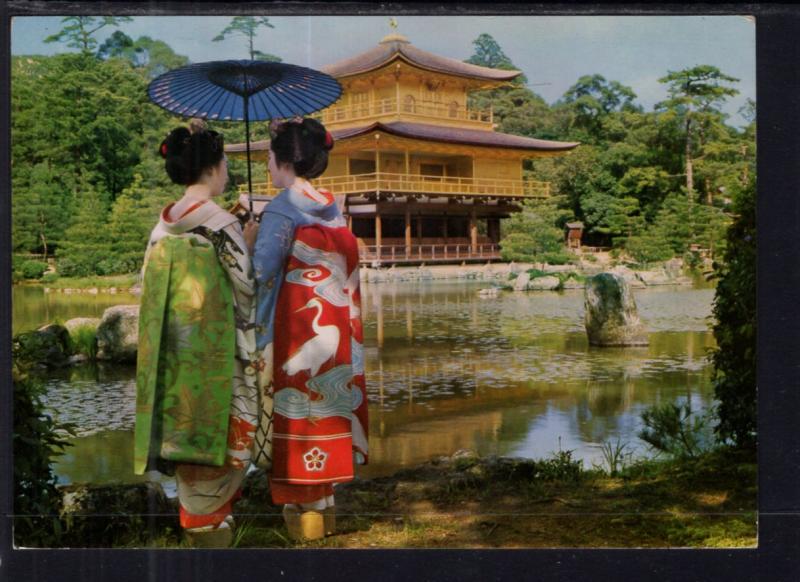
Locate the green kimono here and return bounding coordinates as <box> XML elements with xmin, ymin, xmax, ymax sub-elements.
<box><xmin>134</xmin><ymin>234</ymin><xmax>236</xmax><ymax>474</ymax></box>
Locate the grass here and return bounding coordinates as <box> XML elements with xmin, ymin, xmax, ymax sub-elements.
<box><xmin>49</xmin><ymin>446</ymin><xmax>755</xmax><ymax>549</ymax></box>
<box><xmin>69</xmin><ymin>325</ymin><xmax>98</xmax><ymax>359</ymax></box>
<box><xmin>38</xmin><ymin>274</ymin><xmax>139</xmax><ymax>290</ymax></box>
<box><xmin>226</xmin><ymin>447</ymin><xmax>757</xmax><ymax>549</ymax></box>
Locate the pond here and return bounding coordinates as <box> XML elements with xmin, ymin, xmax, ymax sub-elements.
<box><xmin>15</xmin><ymin>280</ymin><xmax>716</xmax><ymax>489</ymax></box>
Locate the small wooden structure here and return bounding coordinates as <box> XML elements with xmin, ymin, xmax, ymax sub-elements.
<box><xmin>227</xmin><ymin>32</ymin><xmax>579</xmax><ymax>265</ymax></box>
<box><xmin>566</xmin><ymin>221</ymin><xmax>584</xmax><ymax>250</ymax></box>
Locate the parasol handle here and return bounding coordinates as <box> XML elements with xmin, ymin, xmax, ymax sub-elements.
<box><xmin>244</xmin><ymin>91</ymin><xmax>254</xmax><ymax>216</ymax></box>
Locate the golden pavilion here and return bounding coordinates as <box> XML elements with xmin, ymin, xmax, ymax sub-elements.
<box><xmin>227</xmin><ymin>32</ymin><xmax>579</xmax><ymax>265</ymax></box>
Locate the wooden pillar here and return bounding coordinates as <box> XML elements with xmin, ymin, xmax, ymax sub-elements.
<box><xmin>375</xmin><ymin>212</ymin><xmax>382</xmax><ymax>252</ymax></box>
<box><xmin>404</xmin><ymin>208</ymin><xmax>411</xmax><ymax>257</ymax></box>
<box><xmin>470</xmin><ymin>208</ymin><xmax>478</xmax><ymax>253</ymax></box>
<box><xmin>347</xmin><ymin>214</ymin><xmax>353</xmax><ymax>231</ymax></box>
<box><xmin>405</xmin><ymin>149</ymin><xmax>410</xmax><ymax>174</ymax></box>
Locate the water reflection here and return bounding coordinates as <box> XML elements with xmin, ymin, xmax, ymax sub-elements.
<box><xmin>25</xmin><ymin>280</ymin><xmax>715</xmax><ymax>485</ymax></box>
<box><xmin>12</xmin><ymin>285</ymin><xmax>140</xmax><ymax>335</ymax></box>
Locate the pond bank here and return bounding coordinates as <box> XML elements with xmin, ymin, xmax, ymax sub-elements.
<box><xmin>49</xmin><ymin>447</ymin><xmax>756</xmax><ymax>549</ymax></box>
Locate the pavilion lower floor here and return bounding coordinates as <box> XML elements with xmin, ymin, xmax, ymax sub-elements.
<box><xmin>346</xmin><ymin>200</ymin><xmax>513</xmax><ymax>265</ymax></box>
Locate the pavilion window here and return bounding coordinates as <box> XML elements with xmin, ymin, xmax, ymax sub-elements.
<box><xmin>403</xmin><ymin>94</ymin><xmax>416</xmax><ymax>113</ymax></box>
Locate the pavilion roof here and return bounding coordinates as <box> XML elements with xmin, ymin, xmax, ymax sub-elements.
<box><xmin>320</xmin><ymin>34</ymin><xmax>522</xmax><ymax>82</ymax></box>
<box><xmin>226</xmin><ymin>121</ymin><xmax>579</xmax><ymax>154</ymax></box>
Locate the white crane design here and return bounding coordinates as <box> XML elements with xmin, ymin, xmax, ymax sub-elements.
<box><xmin>283</xmin><ymin>298</ymin><xmax>340</xmax><ymax>377</ymax></box>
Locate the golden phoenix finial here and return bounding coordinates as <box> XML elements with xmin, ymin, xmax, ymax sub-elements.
<box><xmin>389</xmin><ymin>17</ymin><xmax>398</xmax><ymax>31</ymax></box>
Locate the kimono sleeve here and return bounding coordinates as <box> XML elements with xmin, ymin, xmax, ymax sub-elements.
<box><xmin>252</xmin><ymin>209</ymin><xmax>295</xmax><ymax>350</ymax></box>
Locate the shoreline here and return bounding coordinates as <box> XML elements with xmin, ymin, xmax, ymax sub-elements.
<box><xmin>14</xmin><ymin>258</ymin><xmax>702</xmax><ymax>293</ymax></box>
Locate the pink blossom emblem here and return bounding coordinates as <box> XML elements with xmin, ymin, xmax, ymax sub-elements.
<box><xmin>303</xmin><ymin>447</ymin><xmax>328</xmax><ymax>471</ymax></box>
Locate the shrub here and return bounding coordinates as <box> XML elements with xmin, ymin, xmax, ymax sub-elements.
<box><xmin>20</xmin><ymin>260</ymin><xmax>48</xmax><ymax>279</ymax></box>
<box><xmin>40</xmin><ymin>272</ymin><xmax>59</xmax><ymax>284</ymax></box>
<box><xmin>13</xmin><ymin>362</ymin><xmax>75</xmax><ymax>546</ymax></box>
<box><xmin>638</xmin><ymin>401</ymin><xmax>714</xmax><ymax>459</ymax></box>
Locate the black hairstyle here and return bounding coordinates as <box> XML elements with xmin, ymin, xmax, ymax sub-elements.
<box><xmin>159</xmin><ymin>123</ymin><xmax>225</xmax><ymax>186</ymax></box>
<box><xmin>269</xmin><ymin>117</ymin><xmax>334</xmax><ymax>180</ymax></box>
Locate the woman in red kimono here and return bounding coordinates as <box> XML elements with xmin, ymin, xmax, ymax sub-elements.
<box><xmin>251</xmin><ymin>117</ymin><xmax>368</xmax><ymax>541</ymax></box>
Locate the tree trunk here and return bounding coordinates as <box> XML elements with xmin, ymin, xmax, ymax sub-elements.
<box><xmin>685</xmin><ymin>117</ymin><xmax>694</xmax><ymax>199</ymax></box>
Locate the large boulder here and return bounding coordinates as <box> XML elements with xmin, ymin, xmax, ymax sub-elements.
<box><xmin>12</xmin><ymin>324</ymin><xmax>72</xmax><ymax>367</ymax></box>
<box><xmin>59</xmin><ymin>481</ymin><xmax>177</xmax><ymax>547</ymax></box>
<box><xmin>96</xmin><ymin>305</ymin><xmax>140</xmax><ymax>362</ymax></box>
<box><xmin>584</xmin><ymin>273</ymin><xmax>649</xmax><ymax>346</ymax></box>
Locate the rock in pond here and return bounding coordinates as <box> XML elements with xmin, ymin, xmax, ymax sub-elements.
<box><xmin>96</xmin><ymin>305</ymin><xmax>140</xmax><ymax>363</ymax></box>
<box><xmin>12</xmin><ymin>324</ymin><xmax>72</xmax><ymax>367</ymax></box>
<box><xmin>584</xmin><ymin>273</ymin><xmax>649</xmax><ymax>346</ymax></box>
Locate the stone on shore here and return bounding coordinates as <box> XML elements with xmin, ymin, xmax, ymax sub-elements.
<box><xmin>96</xmin><ymin>305</ymin><xmax>140</xmax><ymax>362</ymax></box>
<box><xmin>513</xmin><ymin>272</ymin><xmax>531</xmax><ymax>291</ymax></box>
<box><xmin>584</xmin><ymin>273</ymin><xmax>649</xmax><ymax>346</ymax></box>
<box><xmin>528</xmin><ymin>275</ymin><xmax>561</xmax><ymax>291</ymax></box>
<box><xmin>609</xmin><ymin>265</ymin><xmax>647</xmax><ymax>288</ymax></box>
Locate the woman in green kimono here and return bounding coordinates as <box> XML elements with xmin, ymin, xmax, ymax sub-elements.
<box><xmin>134</xmin><ymin>119</ymin><xmax>270</xmax><ymax>547</ymax></box>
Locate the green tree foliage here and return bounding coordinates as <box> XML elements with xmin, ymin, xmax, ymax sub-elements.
<box><xmin>44</xmin><ymin>16</ymin><xmax>133</xmax><ymax>54</ymax></box>
<box><xmin>465</xmin><ymin>33</ymin><xmax>527</xmax><ymax>85</ymax></box>
<box><xmin>13</xmin><ymin>362</ymin><xmax>75</xmax><ymax>546</ymax></box>
<box><xmin>56</xmin><ymin>182</ymin><xmax>112</xmax><ymax>276</ymax></box>
<box><xmin>12</xmin><ymin>53</ymin><xmax>145</xmax><ymax>203</ymax></box>
<box><xmin>709</xmin><ymin>179</ymin><xmax>756</xmax><ymax>447</ymax></box>
<box><xmin>98</xmin><ymin>32</ymin><xmax>190</xmax><ymax>79</ymax></box>
<box><xmin>657</xmin><ymin>66</ymin><xmax>739</xmax><ymax>199</ymax></box>
<box><xmin>557</xmin><ymin>74</ymin><xmax>641</xmax><ymax>144</ymax></box>
<box><xmin>500</xmin><ymin>195</ymin><xmax>573</xmax><ymax>264</ymax></box>
<box><xmin>212</xmin><ymin>16</ymin><xmax>281</xmax><ymax>61</ymax></box>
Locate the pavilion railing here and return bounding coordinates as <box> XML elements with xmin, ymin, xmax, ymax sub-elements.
<box><xmin>312</xmin><ymin>98</ymin><xmax>493</xmax><ymax>128</ymax></box>
<box><xmin>243</xmin><ymin>172</ymin><xmax>550</xmax><ymax>199</ymax></box>
<box><xmin>359</xmin><ymin>243</ymin><xmax>502</xmax><ymax>263</ymax></box>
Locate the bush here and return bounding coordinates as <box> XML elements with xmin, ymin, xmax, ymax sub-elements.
<box><xmin>20</xmin><ymin>260</ymin><xmax>48</xmax><ymax>279</ymax></box>
<box><xmin>40</xmin><ymin>272</ymin><xmax>59</xmax><ymax>284</ymax></box>
<box><xmin>13</xmin><ymin>362</ymin><xmax>75</xmax><ymax>546</ymax></box>
<box><xmin>710</xmin><ymin>180</ymin><xmax>756</xmax><ymax>447</ymax></box>
<box><xmin>638</xmin><ymin>401</ymin><xmax>714</xmax><ymax>459</ymax></box>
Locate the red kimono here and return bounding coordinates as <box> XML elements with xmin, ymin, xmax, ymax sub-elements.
<box><xmin>252</xmin><ymin>179</ymin><xmax>368</xmax><ymax>504</ymax></box>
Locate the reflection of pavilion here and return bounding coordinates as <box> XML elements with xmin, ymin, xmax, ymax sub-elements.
<box><xmin>228</xmin><ymin>32</ymin><xmax>578</xmax><ymax>265</ymax></box>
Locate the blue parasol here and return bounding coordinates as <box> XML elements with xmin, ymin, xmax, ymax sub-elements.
<box><xmin>148</xmin><ymin>60</ymin><xmax>342</xmax><ymax>213</ymax></box>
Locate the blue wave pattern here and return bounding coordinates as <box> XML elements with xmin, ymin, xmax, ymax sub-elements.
<box><xmin>285</xmin><ymin>240</ymin><xmax>349</xmax><ymax>307</ymax></box>
<box><xmin>274</xmin><ymin>364</ymin><xmax>360</xmax><ymax>420</ymax></box>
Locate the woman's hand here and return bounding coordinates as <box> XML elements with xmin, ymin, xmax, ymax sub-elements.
<box><xmin>243</xmin><ymin>219</ymin><xmax>259</xmax><ymax>255</ymax></box>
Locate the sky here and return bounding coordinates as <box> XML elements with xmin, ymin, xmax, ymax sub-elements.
<box><xmin>11</xmin><ymin>15</ymin><xmax>756</xmax><ymax>127</ymax></box>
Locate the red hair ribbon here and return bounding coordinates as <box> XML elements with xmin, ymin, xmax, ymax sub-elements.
<box><xmin>324</xmin><ymin>131</ymin><xmax>334</xmax><ymax>149</ymax></box>
<box><xmin>160</xmin><ymin>142</ymin><xmax>168</xmax><ymax>158</ymax></box>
